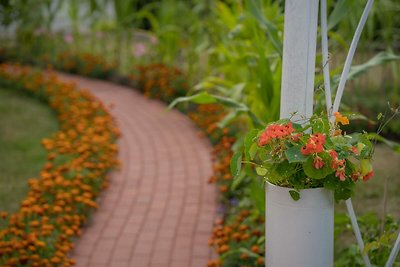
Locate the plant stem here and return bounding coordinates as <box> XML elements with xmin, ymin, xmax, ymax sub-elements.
<box><xmin>380</xmin><ymin>176</ymin><xmax>389</xmax><ymax>235</ymax></box>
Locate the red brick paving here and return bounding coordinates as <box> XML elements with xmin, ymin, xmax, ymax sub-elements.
<box><xmin>56</xmin><ymin>73</ymin><xmax>217</xmax><ymax>267</ymax></box>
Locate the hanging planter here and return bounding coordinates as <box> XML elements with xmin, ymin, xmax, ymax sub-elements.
<box><xmin>265</xmin><ymin>182</ymin><xmax>333</xmax><ymax>267</ymax></box>
<box><xmin>234</xmin><ymin>113</ymin><xmax>376</xmax><ymax>265</ymax></box>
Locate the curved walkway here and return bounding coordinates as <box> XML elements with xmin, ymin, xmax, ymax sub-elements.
<box><xmin>57</xmin><ymin>73</ymin><xmax>217</xmax><ymax>267</ymax></box>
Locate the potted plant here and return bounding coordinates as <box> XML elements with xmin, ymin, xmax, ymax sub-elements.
<box><xmin>235</xmin><ymin>112</ymin><xmax>374</xmax><ymax>266</ymax></box>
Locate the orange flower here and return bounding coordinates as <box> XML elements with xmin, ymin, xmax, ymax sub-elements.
<box><xmin>334</xmin><ymin>112</ymin><xmax>349</xmax><ymax>125</ymax></box>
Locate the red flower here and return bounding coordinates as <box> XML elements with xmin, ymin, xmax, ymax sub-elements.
<box><xmin>329</xmin><ymin>149</ymin><xmax>345</xmax><ymax>169</ymax></box>
<box><xmin>351</xmin><ymin>171</ymin><xmax>361</xmax><ymax>181</ymax></box>
<box><xmin>292</xmin><ymin>133</ymin><xmax>302</xmax><ymax>142</ymax></box>
<box><xmin>329</xmin><ymin>150</ymin><xmax>338</xmax><ymax>159</ymax></box>
<box><xmin>351</xmin><ymin>146</ymin><xmax>358</xmax><ymax>155</ymax></box>
<box><xmin>258</xmin><ymin>122</ymin><xmax>294</xmax><ymax>146</ymax></box>
<box><xmin>258</xmin><ymin>131</ymin><xmax>270</xmax><ymax>146</ymax></box>
<box><xmin>335</xmin><ymin>168</ymin><xmax>346</xmax><ymax>181</ymax></box>
<box><xmin>301</xmin><ymin>133</ymin><xmax>326</xmax><ymax>155</ymax></box>
<box><xmin>362</xmin><ymin>171</ymin><xmax>374</xmax><ymax>182</ymax></box>
<box><xmin>313</xmin><ymin>155</ymin><xmax>325</xmax><ymax>169</ymax></box>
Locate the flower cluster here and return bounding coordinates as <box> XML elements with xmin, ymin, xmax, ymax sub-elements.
<box><xmin>57</xmin><ymin>51</ymin><xmax>116</xmax><ymax>79</ymax></box>
<box><xmin>130</xmin><ymin>63</ymin><xmax>189</xmax><ymax>103</ymax></box>
<box><xmin>244</xmin><ymin>114</ymin><xmax>375</xmax><ymax>200</ymax></box>
<box><xmin>258</xmin><ymin>122</ymin><xmax>294</xmax><ymax>146</ymax></box>
<box><xmin>0</xmin><ymin>64</ymin><xmax>120</xmax><ymax>267</ymax></box>
<box><xmin>301</xmin><ymin>133</ymin><xmax>326</xmax><ymax>155</ymax></box>
<box><xmin>208</xmin><ymin>211</ymin><xmax>265</xmax><ymax>267</ymax></box>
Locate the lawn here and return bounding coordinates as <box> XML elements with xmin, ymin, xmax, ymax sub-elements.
<box><xmin>0</xmin><ymin>88</ymin><xmax>58</xmax><ymax>213</ymax></box>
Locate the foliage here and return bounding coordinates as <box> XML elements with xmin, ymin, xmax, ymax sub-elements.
<box><xmin>236</xmin><ymin>113</ymin><xmax>375</xmax><ymax>201</ymax></box>
<box><xmin>55</xmin><ymin>51</ymin><xmax>116</xmax><ymax>79</ymax></box>
<box><xmin>335</xmin><ymin>212</ymin><xmax>400</xmax><ymax>266</ymax></box>
<box><xmin>208</xmin><ymin>210</ymin><xmax>265</xmax><ymax>267</ymax></box>
<box><xmin>130</xmin><ymin>63</ymin><xmax>189</xmax><ymax>103</ymax></box>
<box><xmin>0</xmin><ymin>64</ymin><xmax>120</xmax><ymax>267</ymax></box>
<box><xmin>0</xmin><ymin>0</ymin><xmax>399</xmax><ymax>265</ymax></box>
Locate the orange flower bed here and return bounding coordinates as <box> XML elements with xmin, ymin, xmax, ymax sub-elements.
<box><xmin>189</xmin><ymin>104</ymin><xmax>265</xmax><ymax>267</ymax></box>
<box><xmin>130</xmin><ymin>63</ymin><xmax>189</xmax><ymax>103</ymax></box>
<box><xmin>0</xmin><ymin>64</ymin><xmax>120</xmax><ymax>267</ymax></box>
<box><xmin>57</xmin><ymin>51</ymin><xmax>116</xmax><ymax>79</ymax></box>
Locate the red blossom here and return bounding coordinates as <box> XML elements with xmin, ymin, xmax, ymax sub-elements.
<box><xmin>329</xmin><ymin>149</ymin><xmax>345</xmax><ymax>169</ymax></box>
<box><xmin>351</xmin><ymin>171</ymin><xmax>361</xmax><ymax>181</ymax></box>
<box><xmin>335</xmin><ymin>168</ymin><xmax>346</xmax><ymax>181</ymax></box>
<box><xmin>292</xmin><ymin>133</ymin><xmax>302</xmax><ymax>142</ymax></box>
<box><xmin>329</xmin><ymin>150</ymin><xmax>338</xmax><ymax>159</ymax></box>
<box><xmin>362</xmin><ymin>171</ymin><xmax>374</xmax><ymax>182</ymax></box>
<box><xmin>300</xmin><ymin>133</ymin><xmax>326</xmax><ymax>155</ymax></box>
<box><xmin>313</xmin><ymin>156</ymin><xmax>325</xmax><ymax>169</ymax></box>
<box><xmin>351</xmin><ymin>146</ymin><xmax>358</xmax><ymax>155</ymax></box>
<box><xmin>258</xmin><ymin>122</ymin><xmax>294</xmax><ymax>146</ymax></box>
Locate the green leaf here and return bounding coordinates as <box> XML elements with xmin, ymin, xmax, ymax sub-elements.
<box><xmin>327</xmin><ymin>0</ymin><xmax>351</xmax><ymax>31</ymax></box>
<box><xmin>168</xmin><ymin>92</ymin><xmax>217</xmax><ymax>109</ymax></box>
<box><xmin>303</xmin><ymin>153</ymin><xmax>334</xmax><ymax>179</ymax></box>
<box><xmin>311</xmin><ymin>117</ymin><xmax>330</xmax><ymax>134</ymax></box>
<box><xmin>269</xmin><ymin>161</ymin><xmax>297</xmax><ymax>183</ymax></box>
<box><xmin>217</xmin><ymin>110</ymin><xmax>238</xmax><ymax>128</ymax></box>
<box><xmin>213</xmin><ymin>95</ymin><xmax>248</xmax><ymax>111</ymax></box>
<box><xmin>256</xmin><ymin>166</ymin><xmax>267</xmax><ymax>176</ymax></box>
<box><xmin>231</xmin><ymin>172</ymin><xmax>247</xmax><ymax>191</ymax></box>
<box><xmin>289</xmin><ymin>190</ymin><xmax>300</xmax><ymax>201</ymax></box>
<box><xmin>323</xmin><ymin>177</ymin><xmax>337</xmax><ymax>190</ymax></box>
<box><xmin>244</xmin><ymin>129</ymin><xmax>259</xmax><ymax>159</ymax></box>
<box><xmin>334</xmin><ymin>187</ymin><xmax>353</xmax><ymax>201</ymax></box>
<box><xmin>363</xmin><ymin>241</ymin><xmax>380</xmax><ymax>254</ymax></box>
<box><xmin>249</xmin><ymin>142</ymin><xmax>258</xmax><ymax>161</ymax></box>
<box><xmin>246</xmin><ymin>0</ymin><xmax>283</xmax><ymax>56</ymax></box>
<box><xmin>249</xmin><ymin>178</ymin><xmax>265</xmax><ymax>213</ymax></box>
<box><xmin>285</xmin><ymin>145</ymin><xmax>308</xmax><ymax>163</ymax></box>
<box><xmin>230</xmin><ymin>151</ymin><xmax>243</xmax><ymax>178</ymax></box>
<box><xmin>333</xmin><ymin>52</ymin><xmax>400</xmax><ymax>85</ymax></box>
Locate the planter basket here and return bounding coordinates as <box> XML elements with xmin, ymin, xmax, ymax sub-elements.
<box><xmin>265</xmin><ymin>182</ymin><xmax>334</xmax><ymax>267</ymax></box>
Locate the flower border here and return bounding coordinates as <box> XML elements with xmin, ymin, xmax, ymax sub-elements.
<box><xmin>0</xmin><ymin>64</ymin><xmax>120</xmax><ymax>267</ymax></box>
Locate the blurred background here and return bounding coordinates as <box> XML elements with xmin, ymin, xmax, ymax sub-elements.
<box><xmin>0</xmin><ymin>0</ymin><xmax>399</xmax><ymax>265</ymax></box>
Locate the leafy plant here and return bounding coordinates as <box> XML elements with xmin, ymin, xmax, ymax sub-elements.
<box><xmin>335</xmin><ymin>212</ymin><xmax>400</xmax><ymax>266</ymax></box>
<box><xmin>235</xmin><ymin>112</ymin><xmax>375</xmax><ymax>201</ymax></box>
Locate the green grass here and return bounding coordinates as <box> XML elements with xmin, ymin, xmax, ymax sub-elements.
<box><xmin>0</xmin><ymin>88</ymin><xmax>58</xmax><ymax>213</ymax></box>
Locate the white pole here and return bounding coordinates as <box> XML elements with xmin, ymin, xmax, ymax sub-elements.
<box><xmin>265</xmin><ymin>0</ymin><xmax>334</xmax><ymax>266</ymax></box>
<box><xmin>280</xmin><ymin>0</ymin><xmax>319</xmax><ymax>120</ymax></box>
<box><xmin>320</xmin><ymin>0</ymin><xmax>333</xmax><ymax>116</ymax></box>
<box><xmin>385</xmin><ymin>232</ymin><xmax>400</xmax><ymax>267</ymax></box>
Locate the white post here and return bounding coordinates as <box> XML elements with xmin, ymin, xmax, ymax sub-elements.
<box><xmin>265</xmin><ymin>0</ymin><xmax>334</xmax><ymax>266</ymax></box>
<box><xmin>280</xmin><ymin>0</ymin><xmax>319</xmax><ymax>120</ymax></box>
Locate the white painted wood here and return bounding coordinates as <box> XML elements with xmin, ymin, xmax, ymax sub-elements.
<box><xmin>280</xmin><ymin>0</ymin><xmax>319</xmax><ymax>120</ymax></box>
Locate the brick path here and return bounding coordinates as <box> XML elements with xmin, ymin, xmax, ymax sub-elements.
<box><xmin>57</xmin><ymin>73</ymin><xmax>217</xmax><ymax>267</ymax></box>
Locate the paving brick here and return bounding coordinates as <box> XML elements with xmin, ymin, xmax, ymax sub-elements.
<box><xmin>57</xmin><ymin>73</ymin><xmax>216</xmax><ymax>267</ymax></box>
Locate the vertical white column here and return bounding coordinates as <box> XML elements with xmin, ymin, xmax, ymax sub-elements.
<box><xmin>265</xmin><ymin>1</ymin><xmax>334</xmax><ymax>267</ymax></box>
<box><xmin>280</xmin><ymin>0</ymin><xmax>319</xmax><ymax>120</ymax></box>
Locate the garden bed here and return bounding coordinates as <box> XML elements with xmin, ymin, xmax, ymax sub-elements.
<box><xmin>0</xmin><ymin>64</ymin><xmax>120</xmax><ymax>267</ymax></box>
